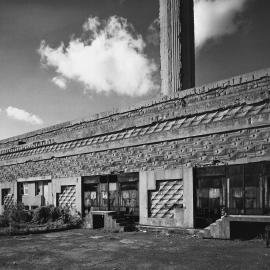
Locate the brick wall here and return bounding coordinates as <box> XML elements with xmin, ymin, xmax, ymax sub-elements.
<box><xmin>1</xmin><ymin>125</ymin><xmax>270</xmax><ymax>182</ymax></box>
<box><xmin>0</xmin><ymin>69</ymin><xmax>270</xmax><ymax>182</ymax></box>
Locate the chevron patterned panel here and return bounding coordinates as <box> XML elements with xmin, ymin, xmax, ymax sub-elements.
<box><xmin>58</xmin><ymin>185</ymin><xmax>76</xmax><ymax>209</ymax></box>
<box><xmin>149</xmin><ymin>180</ymin><xmax>183</xmax><ymax>219</ymax></box>
<box><xmin>3</xmin><ymin>194</ymin><xmax>14</xmax><ymax>209</ymax></box>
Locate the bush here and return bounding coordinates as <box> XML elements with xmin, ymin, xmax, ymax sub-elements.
<box><xmin>32</xmin><ymin>205</ymin><xmax>82</xmax><ymax>226</ymax></box>
<box><xmin>1</xmin><ymin>204</ymin><xmax>82</xmax><ymax>233</ymax></box>
<box><xmin>0</xmin><ymin>215</ymin><xmax>9</xmax><ymax>227</ymax></box>
<box><xmin>32</xmin><ymin>205</ymin><xmax>53</xmax><ymax>224</ymax></box>
<box><xmin>50</xmin><ymin>206</ymin><xmax>62</xmax><ymax>221</ymax></box>
<box><xmin>3</xmin><ymin>203</ymin><xmax>32</xmax><ymax>224</ymax></box>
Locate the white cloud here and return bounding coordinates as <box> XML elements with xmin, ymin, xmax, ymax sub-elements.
<box><xmin>52</xmin><ymin>76</ymin><xmax>67</xmax><ymax>89</ymax></box>
<box><xmin>194</xmin><ymin>0</ymin><xmax>249</xmax><ymax>49</ymax></box>
<box><xmin>82</xmin><ymin>17</ymin><xmax>101</xmax><ymax>33</ymax></box>
<box><xmin>6</xmin><ymin>106</ymin><xmax>43</xmax><ymax>125</ymax></box>
<box><xmin>38</xmin><ymin>16</ymin><xmax>158</xmax><ymax>96</ymax></box>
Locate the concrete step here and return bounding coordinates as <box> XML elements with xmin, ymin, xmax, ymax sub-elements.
<box><xmin>137</xmin><ymin>225</ymin><xmax>201</xmax><ymax>236</ymax></box>
<box><xmin>111</xmin><ymin>214</ymin><xmax>138</xmax><ymax>232</ymax></box>
<box><xmin>202</xmin><ymin>227</ymin><xmax>212</xmax><ymax>239</ymax></box>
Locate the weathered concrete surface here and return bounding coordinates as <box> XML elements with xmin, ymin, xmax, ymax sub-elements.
<box><xmin>160</xmin><ymin>0</ymin><xmax>195</xmax><ymax>93</ymax></box>
<box><xmin>1</xmin><ymin>69</ymin><xmax>270</xmax><ymax>182</ymax></box>
<box><xmin>139</xmin><ymin>168</ymin><xmax>193</xmax><ymax>228</ymax></box>
<box><xmin>200</xmin><ymin>215</ymin><xmax>270</xmax><ymax>240</ymax></box>
<box><xmin>0</xmin><ymin>229</ymin><xmax>269</xmax><ymax>270</ymax></box>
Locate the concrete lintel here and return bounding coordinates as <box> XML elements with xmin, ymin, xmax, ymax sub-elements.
<box><xmin>17</xmin><ymin>175</ymin><xmax>52</xmax><ymax>182</ymax></box>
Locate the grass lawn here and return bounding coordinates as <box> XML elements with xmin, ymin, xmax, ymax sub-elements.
<box><xmin>0</xmin><ymin>229</ymin><xmax>269</xmax><ymax>270</ymax></box>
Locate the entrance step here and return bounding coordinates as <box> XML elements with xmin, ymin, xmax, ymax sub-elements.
<box><xmin>198</xmin><ymin>216</ymin><xmax>230</xmax><ymax>239</ymax></box>
<box><xmin>137</xmin><ymin>225</ymin><xmax>200</xmax><ymax>235</ymax></box>
<box><xmin>108</xmin><ymin>212</ymin><xmax>139</xmax><ymax>232</ymax></box>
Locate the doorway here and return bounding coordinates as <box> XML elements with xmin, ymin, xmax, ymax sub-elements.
<box><xmin>194</xmin><ymin>167</ymin><xmax>226</xmax><ymax>227</ymax></box>
<box><xmin>194</xmin><ymin>162</ymin><xmax>270</xmax><ymax>228</ymax></box>
<box><xmin>82</xmin><ymin>173</ymin><xmax>139</xmax><ymax>216</ymax></box>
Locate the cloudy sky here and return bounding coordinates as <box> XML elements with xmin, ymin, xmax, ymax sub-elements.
<box><xmin>1</xmin><ymin>0</ymin><xmax>270</xmax><ymax>140</ymax></box>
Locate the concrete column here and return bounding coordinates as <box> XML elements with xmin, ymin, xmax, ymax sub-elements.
<box><xmin>227</xmin><ymin>178</ymin><xmax>230</xmax><ymax>209</ymax></box>
<box><xmin>48</xmin><ymin>181</ymin><xmax>53</xmax><ymax>205</ymax></box>
<box><xmin>183</xmin><ymin>167</ymin><xmax>194</xmax><ymax>228</ymax></box>
<box><xmin>0</xmin><ymin>183</ymin><xmax>2</xmax><ymax>214</ymax></box>
<box><xmin>159</xmin><ymin>0</ymin><xmax>195</xmax><ymax>94</ymax></box>
<box><xmin>139</xmin><ymin>171</ymin><xmax>149</xmax><ymax>224</ymax></box>
<box><xmin>75</xmin><ymin>177</ymin><xmax>82</xmax><ymax>214</ymax></box>
<box><xmin>13</xmin><ymin>181</ymin><xmax>17</xmax><ymax>204</ymax></box>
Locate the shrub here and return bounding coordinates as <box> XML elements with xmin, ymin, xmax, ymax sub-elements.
<box><xmin>3</xmin><ymin>203</ymin><xmax>32</xmax><ymax>224</ymax></box>
<box><xmin>50</xmin><ymin>206</ymin><xmax>62</xmax><ymax>221</ymax></box>
<box><xmin>32</xmin><ymin>205</ymin><xmax>54</xmax><ymax>224</ymax></box>
<box><xmin>1</xmin><ymin>204</ymin><xmax>82</xmax><ymax>231</ymax></box>
<box><xmin>0</xmin><ymin>215</ymin><xmax>9</xmax><ymax>227</ymax></box>
<box><xmin>32</xmin><ymin>205</ymin><xmax>82</xmax><ymax>226</ymax></box>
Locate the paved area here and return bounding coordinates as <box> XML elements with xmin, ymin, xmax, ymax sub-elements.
<box><xmin>0</xmin><ymin>229</ymin><xmax>269</xmax><ymax>270</ymax></box>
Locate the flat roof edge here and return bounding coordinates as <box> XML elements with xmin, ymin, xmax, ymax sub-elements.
<box><xmin>1</xmin><ymin>67</ymin><xmax>270</xmax><ymax>144</ymax></box>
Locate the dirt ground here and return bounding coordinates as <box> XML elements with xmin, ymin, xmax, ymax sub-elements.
<box><xmin>0</xmin><ymin>229</ymin><xmax>269</xmax><ymax>270</ymax></box>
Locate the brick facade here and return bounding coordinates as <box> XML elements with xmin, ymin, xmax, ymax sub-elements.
<box><xmin>0</xmin><ymin>69</ymin><xmax>270</xmax><ymax>183</ymax></box>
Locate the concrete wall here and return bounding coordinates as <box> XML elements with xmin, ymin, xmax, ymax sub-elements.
<box><xmin>0</xmin><ymin>69</ymin><xmax>270</xmax><ymax>229</ymax></box>
<box><xmin>52</xmin><ymin>177</ymin><xmax>82</xmax><ymax>213</ymax></box>
<box><xmin>1</xmin><ymin>70</ymin><xmax>270</xmax><ymax>183</ymax></box>
<box><xmin>139</xmin><ymin>167</ymin><xmax>194</xmax><ymax>228</ymax></box>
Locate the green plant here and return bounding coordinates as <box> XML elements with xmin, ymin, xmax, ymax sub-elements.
<box><xmin>0</xmin><ymin>215</ymin><xmax>9</xmax><ymax>227</ymax></box>
<box><xmin>31</xmin><ymin>205</ymin><xmax>82</xmax><ymax>226</ymax></box>
<box><xmin>3</xmin><ymin>203</ymin><xmax>32</xmax><ymax>224</ymax></box>
<box><xmin>49</xmin><ymin>205</ymin><xmax>62</xmax><ymax>221</ymax></box>
<box><xmin>32</xmin><ymin>205</ymin><xmax>52</xmax><ymax>224</ymax></box>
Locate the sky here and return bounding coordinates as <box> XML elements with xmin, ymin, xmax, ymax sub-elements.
<box><xmin>1</xmin><ymin>0</ymin><xmax>270</xmax><ymax>140</ymax></box>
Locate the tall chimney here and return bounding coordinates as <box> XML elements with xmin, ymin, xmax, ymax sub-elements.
<box><xmin>160</xmin><ymin>0</ymin><xmax>195</xmax><ymax>94</ymax></box>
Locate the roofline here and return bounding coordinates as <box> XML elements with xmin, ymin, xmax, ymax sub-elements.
<box><xmin>1</xmin><ymin>67</ymin><xmax>270</xmax><ymax>144</ymax></box>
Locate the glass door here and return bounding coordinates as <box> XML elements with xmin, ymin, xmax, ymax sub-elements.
<box><xmin>119</xmin><ymin>182</ymin><xmax>139</xmax><ymax>216</ymax></box>
<box><xmin>83</xmin><ymin>183</ymin><xmax>98</xmax><ymax>214</ymax></box>
<box><xmin>108</xmin><ymin>181</ymin><xmax>118</xmax><ymax>211</ymax></box>
<box><xmin>228</xmin><ymin>163</ymin><xmax>264</xmax><ymax>215</ymax></box>
<box><xmin>196</xmin><ymin>176</ymin><xmax>226</xmax><ymax>226</ymax></box>
<box><xmin>264</xmin><ymin>176</ymin><xmax>270</xmax><ymax>214</ymax></box>
<box><xmin>244</xmin><ymin>164</ymin><xmax>263</xmax><ymax>215</ymax></box>
<box><xmin>228</xmin><ymin>165</ymin><xmax>245</xmax><ymax>215</ymax></box>
<box><xmin>99</xmin><ymin>175</ymin><xmax>118</xmax><ymax>211</ymax></box>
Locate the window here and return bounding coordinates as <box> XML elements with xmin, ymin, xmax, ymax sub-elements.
<box><xmin>35</xmin><ymin>182</ymin><xmax>43</xmax><ymax>196</ymax></box>
<box><xmin>23</xmin><ymin>183</ymin><xmax>29</xmax><ymax>195</ymax></box>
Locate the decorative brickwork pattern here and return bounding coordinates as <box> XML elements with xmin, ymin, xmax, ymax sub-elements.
<box><xmin>1</xmin><ymin>69</ymin><xmax>269</xmax><ymax>152</ymax></box>
<box><xmin>0</xmin><ymin>126</ymin><xmax>270</xmax><ymax>182</ymax></box>
<box><xmin>0</xmin><ymin>101</ymin><xmax>270</xmax><ymax>164</ymax></box>
<box><xmin>149</xmin><ymin>180</ymin><xmax>183</xmax><ymax>218</ymax></box>
<box><xmin>0</xmin><ymin>69</ymin><xmax>270</xmax><ymax>183</ymax></box>
<box><xmin>3</xmin><ymin>194</ymin><xmax>14</xmax><ymax>209</ymax></box>
<box><xmin>58</xmin><ymin>186</ymin><xmax>76</xmax><ymax>209</ymax></box>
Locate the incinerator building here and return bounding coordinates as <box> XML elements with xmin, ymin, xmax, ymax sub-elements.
<box><xmin>0</xmin><ymin>0</ymin><xmax>270</xmax><ymax>238</ymax></box>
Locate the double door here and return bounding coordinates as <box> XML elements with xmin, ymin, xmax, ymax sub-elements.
<box><xmin>228</xmin><ymin>164</ymin><xmax>266</xmax><ymax>215</ymax></box>
<box><xmin>195</xmin><ymin>163</ymin><xmax>270</xmax><ymax>227</ymax></box>
<box><xmin>83</xmin><ymin>173</ymin><xmax>139</xmax><ymax>215</ymax></box>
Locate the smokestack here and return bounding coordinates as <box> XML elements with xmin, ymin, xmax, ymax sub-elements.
<box><xmin>160</xmin><ymin>0</ymin><xmax>195</xmax><ymax>94</ymax></box>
